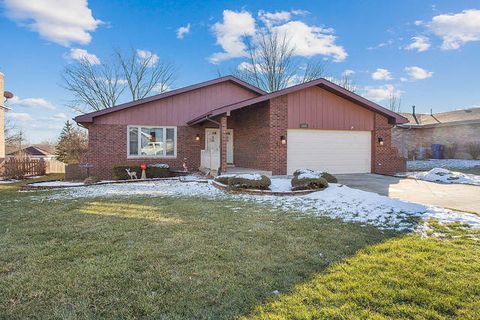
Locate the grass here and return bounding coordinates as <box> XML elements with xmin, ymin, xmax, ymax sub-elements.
<box><xmin>0</xmin><ymin>176</ymin><xmax>395</xmax><ymax>319</ymax></box>
<box><xmin>242</xmin><ymin>222</ymin><xmax>480</xmax><ymax>319</ymax></box>
<box><xmin>1</xmin><ymin>176</ymin><xmax>479</xmax><ymax>319</ymax></box>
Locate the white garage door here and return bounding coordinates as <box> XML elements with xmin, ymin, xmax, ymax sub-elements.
<box><xmin>287</xmin><ymin>129</ymin><xmax>371</xmax><ymax>175</ymax></box>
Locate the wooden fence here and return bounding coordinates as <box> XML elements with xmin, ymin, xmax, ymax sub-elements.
<box><xmin>1</xmin><ymin>158</ymin><xmax>46</xmax><ymax>178</ymax></box>
<box><xmin>45</xmin><ymin>159</ymin><xmax>66</xmax><ymax>173</ymax></box>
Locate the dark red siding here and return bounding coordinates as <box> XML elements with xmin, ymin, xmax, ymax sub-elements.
<box><xmin>287</xmin><ymin>86</ymin><xmax>374</xmax><ymax>131</ymax></box>
<box><xmin>94</xmin><ymin>81</ymin><xmax>258</xmax><ymax>126</ymax></box>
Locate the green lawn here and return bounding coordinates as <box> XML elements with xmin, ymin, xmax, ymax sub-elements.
<box><xmin>1</xmin><ymin>176</ymin><xmax>479</xmax><ymax>319</ymax></box>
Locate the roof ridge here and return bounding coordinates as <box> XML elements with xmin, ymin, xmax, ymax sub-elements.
<box><xmin>75</xmin><ymin>76</ymin><xmax>265</xmax><ymax>124</ymax></box>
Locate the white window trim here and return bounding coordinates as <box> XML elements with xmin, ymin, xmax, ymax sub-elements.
<box><xmin>127</xmin><ymin>125</ymin><xmax>177</xmax><ymax>159</ymax></box>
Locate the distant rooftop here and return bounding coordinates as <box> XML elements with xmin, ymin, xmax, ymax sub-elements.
<box><xmin>7</xmin><ymin>146</ymin><xmax>53</xmax><ymax>157</ymax></box>
<box><xmin>399</xmin><ymin>107</ymin><xmax>480</xmax><ymax>128</ymax></box>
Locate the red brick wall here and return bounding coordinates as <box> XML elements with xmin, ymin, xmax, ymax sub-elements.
<box><xmin>85</xmin><ymin>124</ymin><xmax>204</xmax><ymax>179</ymax></box>
<box><xmin>65</xmin><ymin>164</ymin><xmax>88</xmax><ymax>181</ymax></box>
<box><xmin>373</xmin><ymin>114</ymin><xmax>406</xmax><ymax>174</ymax></box>
<box><xmin>392</xmin><ymin>124</ymin><xmax>480</xmax><ymax>159</ymax></box>
<box><xmin>228</xmin><ymin>103</ymin><xmax>271</xmax><ymax>171</ymax></box>
<box><xmin>269</xmin><ymin>96</ymin><xmax>288</xmax><ymax>175</ymax></box>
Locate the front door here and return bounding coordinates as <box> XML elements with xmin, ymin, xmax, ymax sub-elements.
<box><xmin>205</xmin><ymin>128</ymin><xmax>234</xmax><ymax>164</ymax></box>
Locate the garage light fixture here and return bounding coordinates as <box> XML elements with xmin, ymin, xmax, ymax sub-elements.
<box><xmin>195</xmin><ymin>134</ymin><xmax>200</xmax><ymax>141</ymax></box>
<box><xmin>280</xmin><ymin>136</ymin><xmax>286</xmax><ymax>145</ymax></box>
<box><xmin>378</xmin><ymin>137</ymin><xmax>384</xmax><ymax>146</ymax></box>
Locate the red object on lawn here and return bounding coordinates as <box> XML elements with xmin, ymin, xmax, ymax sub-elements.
<box><xmin>140</xmin><ymin>163</ymin><xmax>147</xmax><ymax>170</ymax></box>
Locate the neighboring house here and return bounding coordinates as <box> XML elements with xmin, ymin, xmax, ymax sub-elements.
<box><xmin>393</xmin><ymin>106</ymin><xmax>480</xmax><ymax>159</ymax></box>
<box><xmin>6</xmin><ymin>146</ymin><xmax>56</xmax><ymax>160</ymax></box>
<box><xmin>75</xmin><ymin>76</ymin><xmax>408</xmax><ymax>179</ymax></box>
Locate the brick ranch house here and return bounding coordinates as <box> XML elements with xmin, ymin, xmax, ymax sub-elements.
<box><xmin>393</xmin><ymin>106</ymin><xmax>480</xmax><ymax>159</ymax></box>
<box><xmin>74</xmin><ymin>76</ymin><xmax>408</xmax><ymax>180</ymax></box>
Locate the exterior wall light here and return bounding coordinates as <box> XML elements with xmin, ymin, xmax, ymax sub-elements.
<box><xmin>378</xmin><ymin>137</ymin><xmax>384</xmax><ymax>146</ymax></box>
<box><xmin>280</xmin><ymin>135</ymin><xmax>286</xmax><ymax>145</ymax></box>
<box><xmin>195</xmin><ymin>134</ymin><xmax>200</xmax><ymax>141</ymax></box>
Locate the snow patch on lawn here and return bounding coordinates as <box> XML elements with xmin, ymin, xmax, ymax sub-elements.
<box><xmin>408</xmin><ymin>159</ymin><xmax>480</xmax><ymax>171</ymax></box>
<box><xmin>0</xmin><ymin>179</ymin><xmax>20</xmax><ymax>184</ymax></box>
<box><xmin>269</xmin><ymin>177</ymin><xmax>292</xmax><ymax>192</ymax></box>
<box><xmin>32</xmin><ymin>179</ymin><xmax>480</xmax><ymax>231</ymax></box>
<box><xmin>405</xmin><ymin>168</ymin><xmax>480</xmax><ymax>186</ymax></box>
<box><xmin>29</xmin><ymin>181</ymin><xmax>86</xmax><ymax>187</ymax></box>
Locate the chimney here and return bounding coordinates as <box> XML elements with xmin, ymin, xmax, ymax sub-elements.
<box><xmin>0</xmin><ymin>72</ymin><xmax>5</xmax><ymax>159</ymax></box>
<box><xmin>411</xmin><ymin>105</ymin><xmax>419</xmax><ymax>125</ymax></box>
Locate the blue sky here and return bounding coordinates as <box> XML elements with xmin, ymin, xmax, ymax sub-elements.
<box><xmin>1</xmin><ymin>0</ymin><xmax>480</xmax><ymax>143</ymax></box>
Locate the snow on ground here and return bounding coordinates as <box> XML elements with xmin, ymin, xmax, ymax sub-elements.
<box><xmin>29</xmin><ymin>181</ymin><xmax>86</xmax><ymax>187</ymax></box>
<box><xmin>31</xmin><ymin>178</ymin><xmax>480</xmax><ymax>231</ymax></box>
<box><xmin>294</xmin><ymin>169</ymin><xmax>323</xmax><ymax>179</ymax></box>
<box><xmin>0</xmin><ymin>179</ymin><xmax>20</xmax><ymax>184</ymax></box>
<box><xmin>217</xmin><ymin>173</ymin><xmax>264</xmax><ymax>180</ymax></box>
<box><xmin>408</xmin><ymin>159</ymin><xmax>480</xmax><ymax>171</ymax></box>
<box><xmin>405</xmin><ymin>168</ymin><xmax>480</xmax><ymax>186</ymax></box>
<box><xmin>269</xmin><ymin>177</ymin><xmax>292</xmax><ymax>192</ymax></box>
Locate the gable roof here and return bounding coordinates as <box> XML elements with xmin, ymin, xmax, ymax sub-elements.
<box><xmin>399</xmin><ymin>107</ymin><xmax>480</xmax><ymax>128</ymax></box>
<box><xmin>188</xmin><ymin>78</ymin><xmax>408</xmax><ymax>125</ymax></box>
<box><xmin>75</xmin><ymin>76</ymin><xmax>266</xmax><ymax>124</ymax></box>
<box><xmin>7</xmin><ymin>146</ymin><xmax>52</xmax><ymax>157</ymax></box>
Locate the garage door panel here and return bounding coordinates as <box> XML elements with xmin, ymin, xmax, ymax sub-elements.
<box><xmin>287</xmin><ymin>129</ymin><xmax>371</xmax><ymax>174</ymax></box>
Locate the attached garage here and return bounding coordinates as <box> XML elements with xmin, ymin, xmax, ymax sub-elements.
<box><xmin>287</xmin><ymin>129</ymin><xmax>372</xmax><ymax>175</ymax></box>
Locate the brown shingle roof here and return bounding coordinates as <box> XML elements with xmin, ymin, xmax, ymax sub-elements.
<box><xmin>399</xmin><ymin>107</ymin><xmax>480</xmax><ymax>127</ymax></box>
<box><xmin>7</xmin><ymin>146</ymin><xmax>52</xmax><ymax>157</ymax></box>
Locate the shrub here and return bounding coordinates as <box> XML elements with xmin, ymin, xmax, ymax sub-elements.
<box><xmin>444</xmin><ymin>143</ymin><xmax>458</xmax><ymax>159</ymax></box>
<box><xmin>320</xmin><ymin>172</ymin><xmax>337</xmax><ymax>183</ymax></box>
<box><xmin>293</xmin><ymin>169</ymin><xmax>337</xmax><ymax>183</ymax></box>
<box><xmin>214</xmin><ymin>175</ymin><xmax>231</xmax><ymax>185</ymax></box>
<box><xmin>291</xmin><ymin>176</ymin><xmax>328</xmax><ymax>191</ymax></box>
<box><xmin>215</xmin><ymin>174</ymin><xmax>271</xmax><ymax>190</ymax></box>
<box><xmin>466</xmin><ymin>142</ymin><xmax>480</xmax><ymax>160</ymax></box>
<box><xmin>112</xmin><ymin>164</ymin><xmax>170</xmax><ymax>180</ymax></box>
<box><xmin>84</xmin><ymin>176</ymin><xmax>101</xmax><ymax>185</ymax></box>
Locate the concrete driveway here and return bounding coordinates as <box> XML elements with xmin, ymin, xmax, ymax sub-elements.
<box><xmin>336</xmin><ymin>174</ymin><xmax>480</xmax><ymax>214</ymax></box>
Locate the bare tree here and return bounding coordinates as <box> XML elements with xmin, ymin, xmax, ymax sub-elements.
<box><xmin>388</xmin><ymin>93</ymin><xmax>402</xmax><ymax>112</ymax></box>
<box><xmin>62</xmin><ymin>49</ymin><xmax>176</xmax><ymax>113</ymax></box>
<box><xmin>4</xmin><ymin>119</ymin><xmax>27</xmax><ymax>154</ymax></box>
<box><xmin>232</xmin><ymin>32</ymin><xmax>326</xmax><ymax>92</ymax></box>
<box><xmin>329</xmin><ymin>75</ymin><xmax>358</xmax><ymax>93</ymax></box>
<box><xmin>116</xmin><ymin>49</ymin><xmax>176</xmax><ymax>100</ymax></box>
<box><xmin>62</xmin><ymin>57</ymin><xmax>125</xmax><ymax>113</ymax></box>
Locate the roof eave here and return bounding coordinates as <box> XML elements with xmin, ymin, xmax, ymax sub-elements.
<box><xmin>73</xmin><ymin>76</ymin><xmax>265</xmax><ymax>125</ymax></box>
<box><xmin>187</xmin><ymin>78</ymin><xmax>408</xmax><ymax>126</ymax></box>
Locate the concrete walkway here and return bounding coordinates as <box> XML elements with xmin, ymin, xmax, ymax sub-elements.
<box><xmin>337</xmin><ymin>173</ymin><xmax>480</xmax><ymax>214</ymax></box>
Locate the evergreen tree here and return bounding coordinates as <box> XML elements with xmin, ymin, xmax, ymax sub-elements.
<box><xmin>55</xmin><ymin>121</ymin><xmax>88</xmax><ymax>164</ymax></box>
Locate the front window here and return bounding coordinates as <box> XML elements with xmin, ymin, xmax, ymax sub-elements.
<box><xmin>128</xmin><ymin>126</ymin><xmax>176</xmax><ymax>157</ymax></box>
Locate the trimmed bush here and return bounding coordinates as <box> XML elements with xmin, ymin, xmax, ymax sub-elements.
<box><xmin>214</xmin><ymin>175</ymin><xmax>231</xmax><ymax>185</ymax></box>
<box><xmin>215</xmin><ymin>174</ymin><xmax>271</xmax><ymax>190</ymax></box>
<box><xmin>293</xmin><ymin>169</ymin><xmax>337</xmax><ymax>183</ymax></box>
<box><xmin>320</xmin><ymin>172</ymin><xmax>337</xmax><ymax>183</ymax></box>
<box><xmin>112</xmin><ymin>164</ymin><xmax>170</xmax><ymax>180</ymax></box>
<box><xmin>291</xmin><ymin>176</ymin><xmax>328</xmax><ymax>191</ymax></box>
<box><xmin>84</xmin><ymin>176</ymin><xmax>101</xmax><ymax>185</ymax></box>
